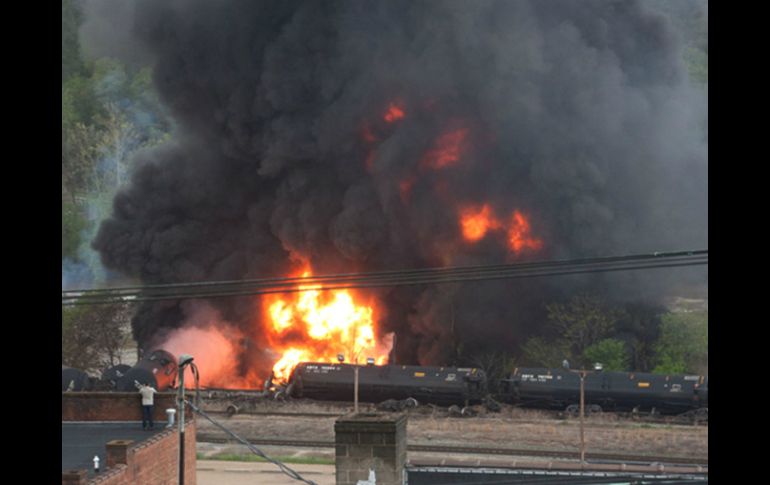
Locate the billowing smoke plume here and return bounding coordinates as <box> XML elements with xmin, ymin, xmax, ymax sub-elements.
<box><xmin>89</xmin><ymin>0</ymin><xmax>707</xmax><ymax>376</ymax></box>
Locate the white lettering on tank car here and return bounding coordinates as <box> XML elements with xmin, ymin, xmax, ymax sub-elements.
<box><xmin>521</xmin><ymin>374</ymin><xmax>553</xmax><ymax>383</ymax></box>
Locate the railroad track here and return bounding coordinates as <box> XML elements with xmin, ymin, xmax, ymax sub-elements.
<box><xmin>200</xmin><ymin>393</ymin><xmax>707</xmax><ymax>426</ymax></box>
<box><xmin>207</xmin><ymin>410</ymin><xmax>342</xmax><ymax>418</ymax></box>
<box><xmin>203</xmin><ymin>408</ymin><xmax>707</xmax><ymax>427</ymax></box>
<box><xmin>196</xmin><ymin>433</ymin><xmax>708</xmax><ymax>466</ymax></box>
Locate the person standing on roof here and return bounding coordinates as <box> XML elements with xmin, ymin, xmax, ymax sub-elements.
<box><xmin>135</xmin><ymin>380</ymin><xmax>158</xmax><ymax>430</ymax></box>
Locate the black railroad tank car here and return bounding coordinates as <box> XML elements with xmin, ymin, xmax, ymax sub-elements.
<box><xmin>289</xmin><ymin>362</ymin><xmax>487</xmax><ymax>406</ymax></box>
<box><xmin>101</xmin><ymin>364</ymin><xmax>132</xmax><ymax>389</ymax></box>
<box><xmin>116</xmin><ymin>349</ymin><xmax>178</xmax><ymax>391</ymax></box>
<box><xmin>62</xmin><ymin>366</ymin><xmax>91</xmax><ymax>391</ymax></box>
<box><xmin>501</xmin><ymin>367</ymin><xmax>708</xmax><ymax>414</ymax></box>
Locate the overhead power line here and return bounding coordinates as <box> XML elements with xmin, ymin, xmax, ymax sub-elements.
<box><xmin>62</xmin><ymin>249</ymin><xmax>707</xmax><ymax>305</ymax></box>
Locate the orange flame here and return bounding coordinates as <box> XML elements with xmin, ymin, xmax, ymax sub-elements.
<box><xmin>384</xmin><ymin>102</ymin><xmax>405</xmax><ymax>123</ymax></box>
<box><xmin>507</xmin><ymin>210</ymin><xmax>543</xmax><ymax>253</ymax></box>
<box><xmin>459</xmin><ymin>204</ymin><xmax>502</xmax><ymax>241</ymax></box>
<box><xmin>422</xmin><ymin>127</ymin><xmax>469</xmax><ymax>169</ymax></box>
<box><xmin>265</xmin><ymin>268</ymin><xmax>391</xmax><ymax>381</ymax></box>
<box><xmin>161</xmin><ymin>324</ymin><xmax>260</xmax><ymax>389</ymax></box>
<box><xmin>458</xmin><ymin>205</ymin><xmax>543</xmax><ymax>254</ymax></box>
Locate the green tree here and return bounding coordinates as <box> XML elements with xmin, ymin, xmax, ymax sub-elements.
<box><xmin>466</xmin><ymin>350</ymin><xmax>517</xmax><ymax>393</ymax></box>
<box><xmin>62</xmin><ymin>0</ymin><xmax>86</xmax><ymax>82</ymax></box>
<box><xmin>583</xmin><ymin>338</ymin><xmax>629</xmax><ymax>371</ymax></box>
<box><xmin>546</xmin><ymin>294</ymin><xmax>625</xmax><ymax>366</ymax></box>
<box><xmin>521</xmin><ymin>336</ymin><xmax>570</xmax><ymax>368</ymax></box>
<box><xmin>62</xmin><ymin>121</ymin><xmax>104</xmax><ymax>199</ymax></box>
<box><xmin>616</xmin><ymin>303</ymin><xmax>665</xmax><ymax>372</ymax></box>
<box><xmin>62</xmin><ymin>199</ymin><xmax>88</xmax><ymax>260</ymax></box>
<box><xmin>652</xmin><ymin>311</ymin><xmax>708</xmax><ymax>375</ymax></box>
<box><xmin>62</xmin><ymin>304</ymin><xmax>132</xmax><ymax>373</ymax></box>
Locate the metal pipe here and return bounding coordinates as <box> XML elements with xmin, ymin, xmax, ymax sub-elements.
<box><xmin>178</xmin><ymin>366</ymin><xmax>185</xmax><ymax>485</ymax></box>
<box><xmin>177</xmin><ymin>354</ymin><xmax>193</xmax><ymax>485</ymax></box>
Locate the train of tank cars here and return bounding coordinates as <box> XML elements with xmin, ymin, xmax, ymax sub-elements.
<box><xmin>62</xmin><ymin>349</ymin><xmax>708</xmax><ymax>419</ymax></box>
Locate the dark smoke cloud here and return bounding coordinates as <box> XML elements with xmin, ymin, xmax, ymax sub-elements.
<box><xmin>90</xmin><ymin>0</ymin><xmax>707</xmax><ymax>372</ymax></box>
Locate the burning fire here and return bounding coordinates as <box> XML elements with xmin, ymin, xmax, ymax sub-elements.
<box><xmin>422</xmin><ymin>127</ymin><xmax>469</xmax><ymax>169</ymax></box>
<box><xmin>160</xmin><ymin>321</ymin><xmax>260</xmax><ymax>389</ymax></box>
<box><xmin>264</xmin><ymin>268</ymin><xmax>391</xmax><ymax>381</ymax></box>
<box><xmin>508</xmin><ymin>210</ymin><xmax>543</xmax><ymax>252</ymax></box>
<box><xmin>459</xmin><ymin>204</ymin><xmax>543</xmax><ymax>254</ymax></box>
<box><xmin>459</xmin><ymin>204</ymin><xmax>503</xmax><ymax>241</ymax></box>
<box><xmin>384</xmin><ymin>101</ymin><xmax>405</xmax><ymax>123</ymax></box>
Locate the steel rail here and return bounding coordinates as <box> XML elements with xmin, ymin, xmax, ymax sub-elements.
<box><xmin>194</xmin><ymin>434</ymin><xmax>709</xmax><ymax>466</ymax></box>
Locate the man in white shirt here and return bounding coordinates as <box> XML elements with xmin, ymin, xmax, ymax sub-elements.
<box><xmin>136</xmin><ymin>380</ymin><xmax>158</xmax><ymax>429</ymax></box>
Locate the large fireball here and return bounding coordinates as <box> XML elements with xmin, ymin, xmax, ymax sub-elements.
<box><xmin>264</xmin><ymin>268</ymin><xmax>391</xmax><ymax>381</ymax></box>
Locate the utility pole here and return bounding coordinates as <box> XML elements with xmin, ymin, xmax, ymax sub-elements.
<box><xmin>177</xmin><ymin>354</ymin><xmax>194</xmax><ymax>485</ymax></box>
<box><xmin>565</xmin><ymin>365</ymin><xmax>598</xmax><ymax>464</ymax></box>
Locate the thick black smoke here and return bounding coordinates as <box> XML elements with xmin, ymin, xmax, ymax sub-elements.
<box><xmin>91</xmin><ymin>0</ymin><xmax>707</xmax><ymax>373</ymax></box>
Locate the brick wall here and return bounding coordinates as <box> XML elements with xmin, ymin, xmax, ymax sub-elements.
<box><xmin>62</xmin><ymin>392</ymin><xmax>179</xmax><ymax>422</ymax></box>
<box><xmin>61</xmin><ymin>421</ymin><xmax>197</xmax><ymax>485</ymax></box>
<box><xmin>86</xmin><ymin>421</ymin><xmax>197</xmax><ymax>485</ymax></box>
<box><xmin>62</xmin><ymin>392</ymin><xmax>196</xmax><ymax>485</ymax></box>
<box><xmin>335</xmin><ymin>413</ymin><xmax>406</xmax><ymax>485</ymax></box>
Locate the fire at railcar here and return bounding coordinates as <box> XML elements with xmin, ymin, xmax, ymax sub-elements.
<box><xmin>115</xmin><ymin>349</ymin><xmax>178</xmax><ymax>391</ymax></box>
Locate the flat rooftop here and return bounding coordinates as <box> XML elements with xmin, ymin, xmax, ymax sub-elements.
<box><xmin>62</xmin><ymin>422</ymin><xmax>166</xmax><ymax>478</ymax></box>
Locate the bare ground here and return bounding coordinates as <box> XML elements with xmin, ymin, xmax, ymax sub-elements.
<box><xmin>194</xmin><ymin>397</ymin><xmax>707</xmax><ymax>461</ymax></box>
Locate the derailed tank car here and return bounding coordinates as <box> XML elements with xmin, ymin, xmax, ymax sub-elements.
<box><xmin>116</xmin><ymin>349</ymin><xmax>178</xmax><ymax>391</ymax></box>
<box><xmin>100</xmin><ymin>364</ymin><xmax>132</xmax><ymax>390</ymax></box>
<box><xmin>288</xmin><ymin>362</ymin><xmax>487</xmax><ymax>406</ymax></box>
<box><xmin>62</xmin><ymin>366</ymin><xmax>91</xmax><ymax>391</ymax></box>
<box><xmin>501</xmin><ymin>367</ymin><xmax>708</xmax><ymax>415</ymax></box>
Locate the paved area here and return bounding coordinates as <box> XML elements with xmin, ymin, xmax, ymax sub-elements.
<box><xmin>62</xmin><ymin>422</ymin><xmax>167</xmax><ymax>478</ymax></box>
<box><xmin>196</xmin><ymin>460</ymin><xmax>335</xmax><ymax>485</ymax></box>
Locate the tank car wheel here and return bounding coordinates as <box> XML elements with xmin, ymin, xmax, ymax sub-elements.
<box><xmin>461</xmin><ymin>406</ymin><xmax>477</xmax><ymax>417</ymax></box>
<box><xmin>565</xmin><ymin>404</ymin><xmax>579</xmax><ymax>417</ymax></box>
<box><xmin>588</xmin><ymin>404</ymin><xmax>602</xmax><ymax>416</ymax></box>
<box><xmin>226</xmin><ymin>404</ymin><xmax>239</xmax><ymax>417</ymax></box>
<box><xmin>404</xmin><ymin>397</ymin><xmax>419</xmax><ymax>408</ymax></box>
<box><xmin>694</xmin><ymin>407</ymin><xmax>708</xmax><ymax>422</ymax></box>
<box><xmin>484</xmin><ymin>397</ymin><xmax>502</xmax><ymax>413</ymax></box>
